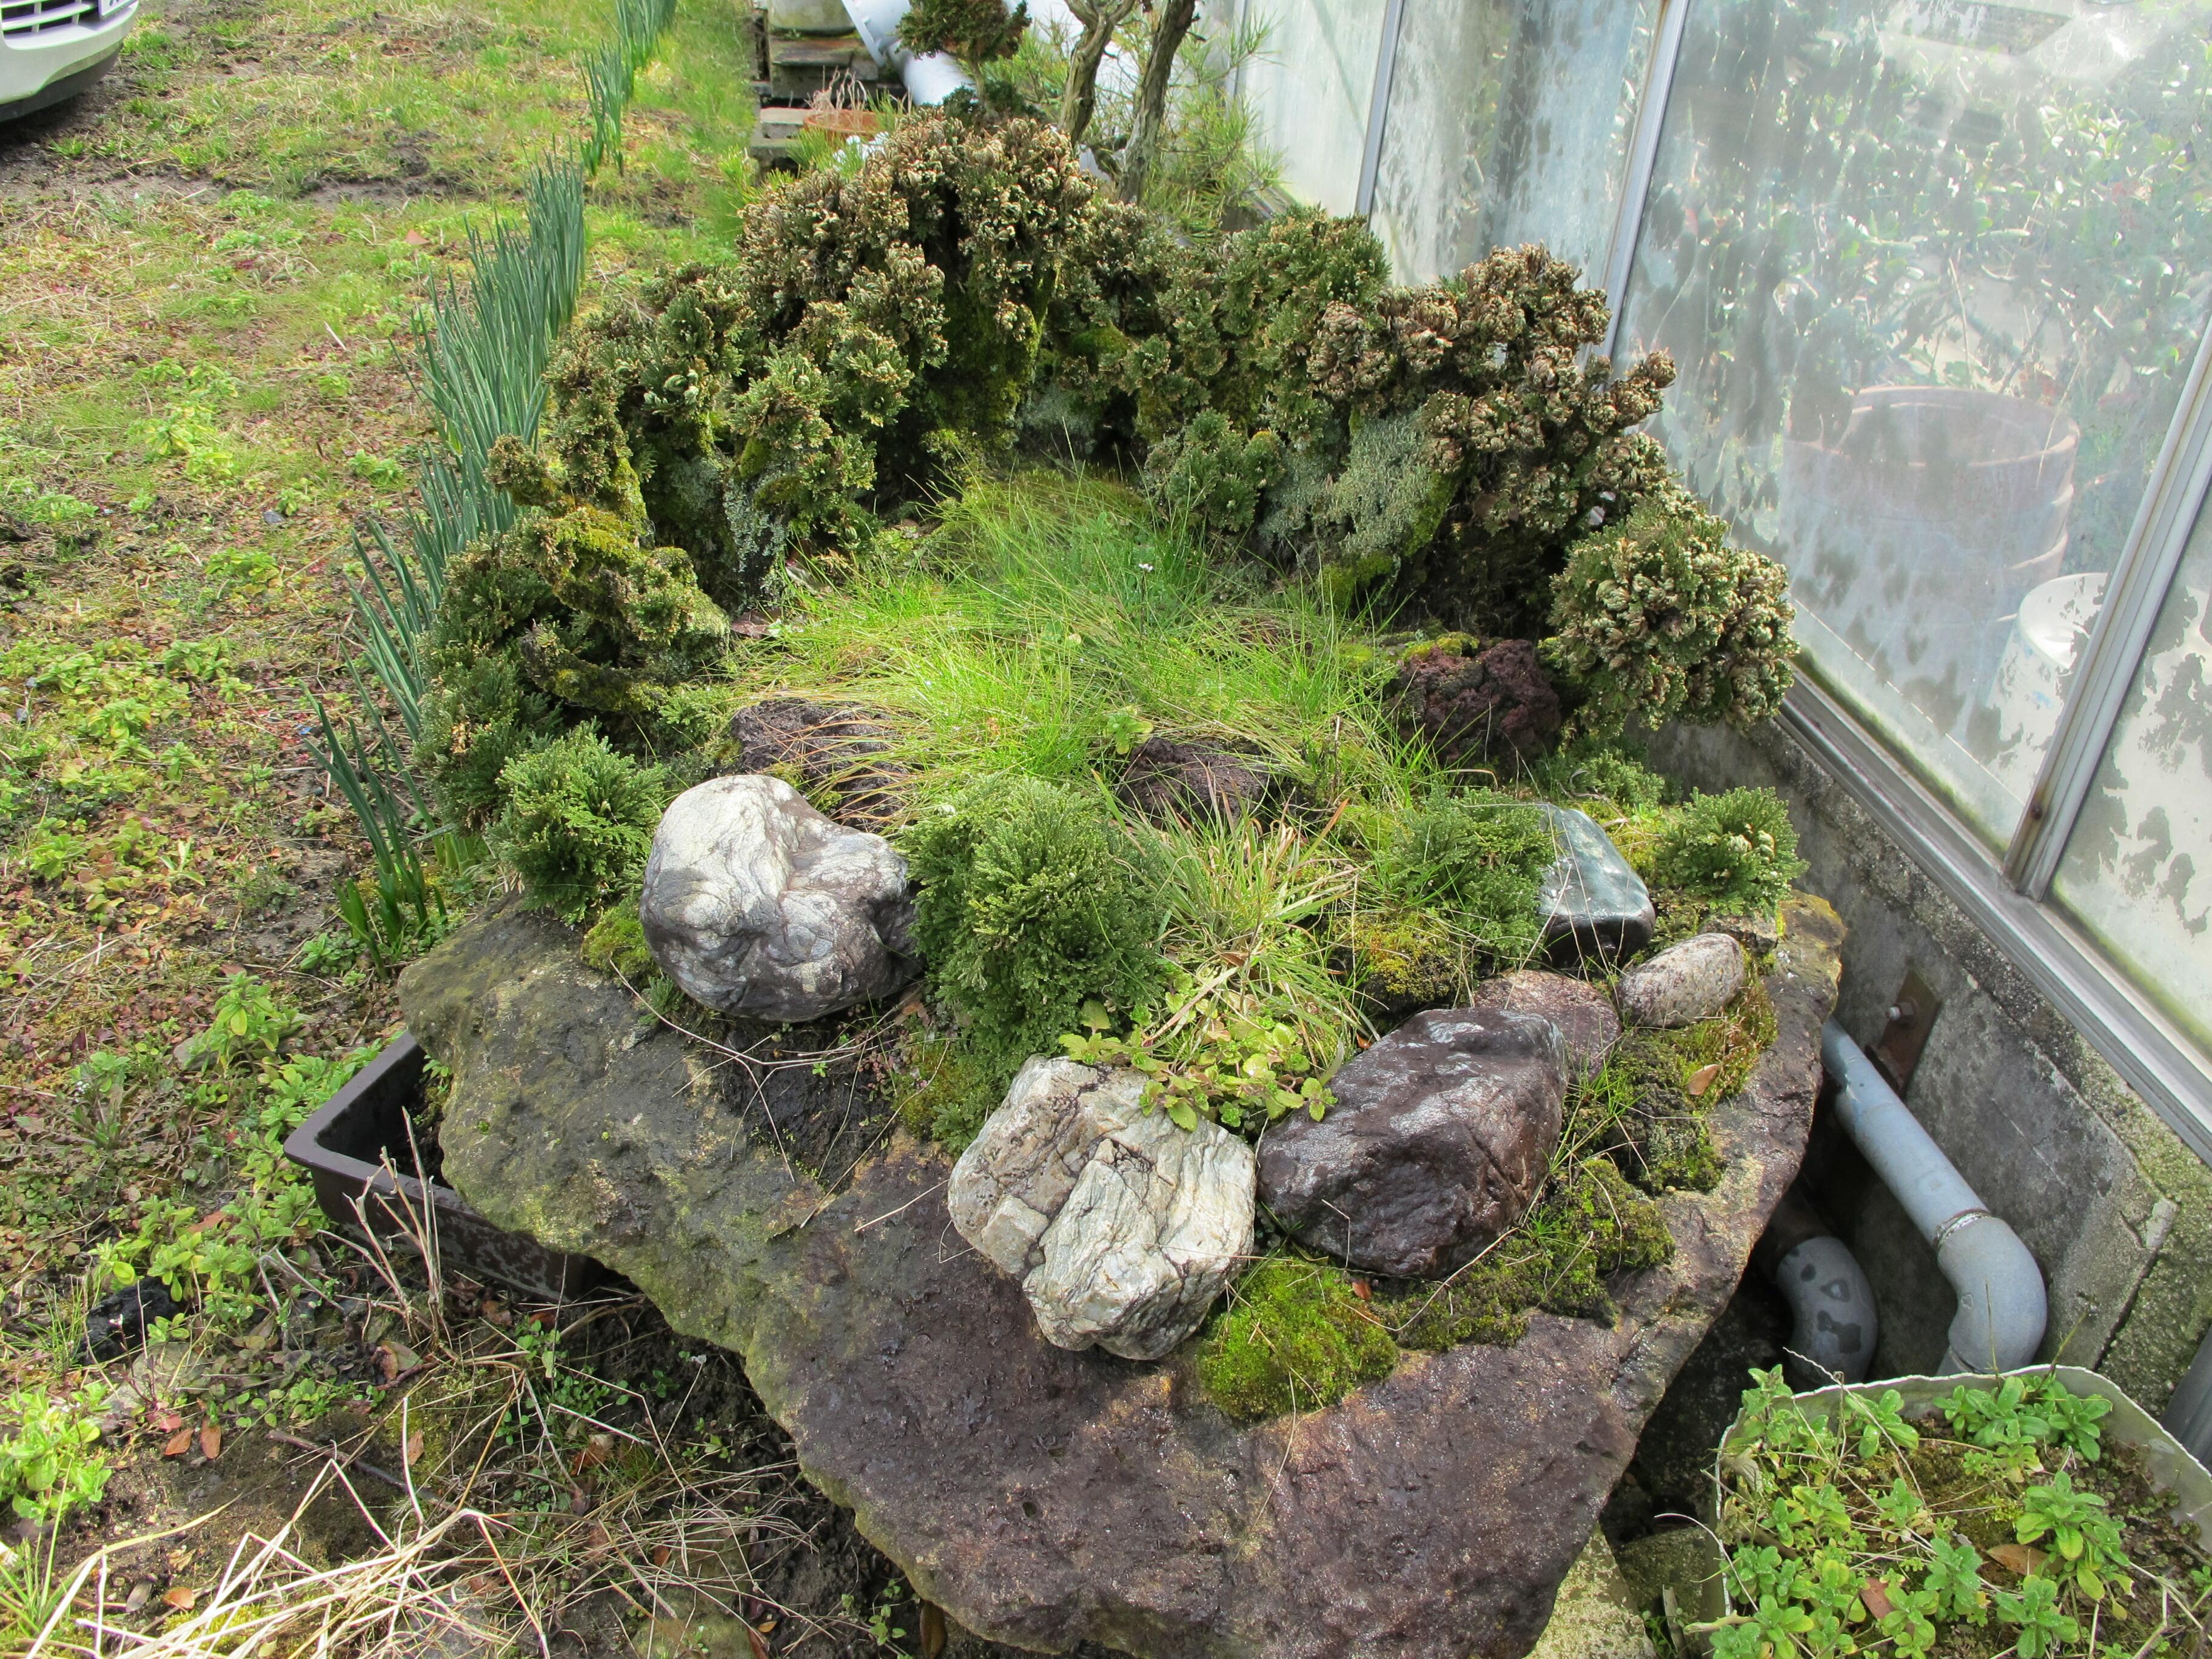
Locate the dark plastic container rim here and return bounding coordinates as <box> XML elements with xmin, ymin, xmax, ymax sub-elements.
<box><xmin>284</xmin><ymin>1031</ymin><xmax>609</xmax><ymax>1302</ymax></box>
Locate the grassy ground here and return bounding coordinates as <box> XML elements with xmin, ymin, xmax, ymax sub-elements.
<box><xmin>0</xmin><ymin>5</ymin><xmax>944</xmax><ymax>1654</ymax></box>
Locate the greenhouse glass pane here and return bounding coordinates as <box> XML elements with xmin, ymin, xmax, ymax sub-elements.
<box><xmin>2051</xmin><ymin>498</ymin><xmax>2212</xmax><ymax>1053</ymax></box>
<box><xmin>1370</xmin><ymin>0</ymin><xmax>1659</xmax><ymax>284</ymax></box>
<box><xmin>1235</xmin><ymin>0</ymin><xmax>1389</xmax><ymax>216</ymax></box>
<box><xmin>1614</xmin><ymin>0</ymin><xmax>2212</xmax><ymax>847</ymax></box>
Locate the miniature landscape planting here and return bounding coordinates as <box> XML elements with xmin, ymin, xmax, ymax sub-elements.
<box><xmin>12</xmin><ymin>2</ymin><xmax>2193</xmax><ymax>1658</ymax></box>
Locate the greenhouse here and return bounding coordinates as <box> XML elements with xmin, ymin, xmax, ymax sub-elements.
<box><xmin>1</xmin><ymin>1</ymin><xmax>2210</xmax><ymax>1657</ymax></box>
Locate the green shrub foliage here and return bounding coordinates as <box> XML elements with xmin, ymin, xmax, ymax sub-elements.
<box><xmin>904</xmin><ymin>776</ymin><xmax>1165</xmax><ymax>1068</ymax></box>
<box><xmin>1652</xmin><ymin>786</ymin><xmax>1806</xmax><ymax>917</ymax></box>
<box><xmin>492</xmin><ymin>729</ymin><xmax>670</xmax><ymax>923</ymax></box>
<box><xmin>898</xmin><ymin>0</ymin><xmax>1029</xmax><ymax>69</ymax></box>
<box><xmin>1366</xmin><ymin>789</ymin><xmax>1555</xmax><ymax>962</ymax></box>
<box><xmin>1546</xmin><ymin>482</ymin><xmax>1795</xmax><ymax>739</ymax></box>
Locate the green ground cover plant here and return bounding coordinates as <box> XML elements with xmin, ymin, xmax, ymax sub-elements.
<box><xmin>1705</xmin><ymin>1369</ymin><xmax>2212</xmax><ymax>1659</ymax></box>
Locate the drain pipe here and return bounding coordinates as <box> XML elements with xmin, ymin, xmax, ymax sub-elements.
<box><xmin>1758</xmin><ymin>1186</ymin><xmax>1880</xmax><ymax>1385</ymax></box>
<box><xmin>842</xmin><ymin>0</ymin><xmax>974</xmax><ymax>104</ymax></box>
<box><xmin>1822</xmin><ymin>1022</ymin><xmax>2047</xmax><ymax>1373</ymax></box>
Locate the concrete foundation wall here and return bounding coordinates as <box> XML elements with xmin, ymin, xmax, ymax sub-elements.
<box><xmin>1649</xmin><ymin>717</ymin><xmax>2212</xmax><ymax>1408</ymax></box>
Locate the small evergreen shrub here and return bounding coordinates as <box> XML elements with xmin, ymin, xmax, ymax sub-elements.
<box><xmin>1652</xmin><ymin>786</ymin><xmax>1805</xmax><ymax>916</ymax></box>
<box><xmin>898</xmin><ymin>0</ymin><xmax>1028</xmax><ymax>70</ymax></box>
<box><xmin>1196</xmin><ymin>1258</ymin><xmax>1397</xmax><ymax>1419</ymax></box>
<box><xmin>1546</xmin><ymin>483</ymin><xmax>1797</xmax><ymax>739</ymax></box>
<box><xmin>492</xmin><ymin>730</ymin><xmax>669</xmax><ymax>923</ymax></box>
<box><xmin>905</xmin><ymin>776</ymin><xmax>1165</xmax><ymax>1068</ymax></box>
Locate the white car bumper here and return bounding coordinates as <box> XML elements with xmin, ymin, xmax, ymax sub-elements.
<box><xmin>1</xmin><ymin>0</ymin><xmax>135</xmax><ymax>117</ymax></box>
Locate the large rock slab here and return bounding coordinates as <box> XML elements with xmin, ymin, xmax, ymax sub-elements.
<box><xmin>401</xmin><ymin>894</ymin><xmax>1843</xmax><ymax>1659</ymax></box>
<box><xmin>950</xmin><ymin>1057</ymin><xmax>1255</xmax><ymax>1361</ymax></box>
<box><xmin>1256</xmin><ymin>1008</ymin><xmax>1569</xmax><ymax>1279</ymax></box>
<box><xmin>640</xmin><ymin>774</ymin><xmax>918</xmax><ymax>1022</ymax></box>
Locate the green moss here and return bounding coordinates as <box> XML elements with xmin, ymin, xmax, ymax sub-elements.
<box><xmin>1196</xmin><ymin>1256</ymin><xmax>1398</xmax><ymax>1419</ymax></box>
<box><xmin>1389</xmin><ymin>1159</ymin><xmax>1674</xmax><ymax>1349</ymax></box>
<box><xmin>580</xmin><ymin>897</ymin><xmax>655</xmax><ymax>983</ymax></box>
<box><xmin>887</xmin><ymin>1028</ymin><xmax>998</xmax><ymax>1152</ymax></box>
<box><xmin>1344</xmin><ymin>904</ymin><xmax>1467</xmax><ymax>1009</ymax></box>
<box><xmin>1582</xmin><ymin>982</ymin><xmax>1777</xmax><ymax>1195</ymax></box>
<box><xmin>1365</xmin><ymin>789</ymin><xmax>1553</xmax><ymax>962</ymax></box>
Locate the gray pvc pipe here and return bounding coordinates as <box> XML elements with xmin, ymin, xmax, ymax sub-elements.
<box><xmin>1822</xmin><ymin>1021</ymin><xmax>2047</xmax><ymax>1373</ymax></box>
<box><xmin>1774</xmin><ymin>1233</ymin><xmax>1880</xmax><ymax>1384</ymax></box>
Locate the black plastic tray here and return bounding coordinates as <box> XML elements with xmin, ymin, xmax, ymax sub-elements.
<box><xmin>284</xmin><ymin>1032</ymin><xmax>609</xmax><ymax>1303</ymax></box>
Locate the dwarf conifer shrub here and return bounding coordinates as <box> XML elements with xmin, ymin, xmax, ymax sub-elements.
<box><xmin>1652</xmin><ymin>786</ymin><xmax>1805</xmax><ymax>917</ymax></box>
<box><xmin>905</xmin><ymin>776</ymin><xmax>1165</xmax><ymax>1067</ymax></box>
<box><xmin>899</xmin><ymin>0</ymin><xmax>1029</xmax><ymax>73</ymax></box>
<box><xmin>1546</xmin><ymin>483</ymin><xmax>1795</xmax><ymax>739</ymax></box>
<box><xmin>492</xmin><ymin>729</ymin><xmax>669</xmax><ymax>923</ymax></box>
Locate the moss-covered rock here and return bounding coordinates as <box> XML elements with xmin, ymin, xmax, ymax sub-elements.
<box><xmin>1196</xmin><ymin>1256</ymin><xmax>1397</xmax><ymax>1419</ymax></box>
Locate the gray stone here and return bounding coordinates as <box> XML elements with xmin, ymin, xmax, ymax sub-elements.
<box><xmin>1617</xmin><ymin>933</ymin><xmax>1747</xmax><ymax>1029</ymax></box>
<box><xmin>400</xmin><ymin>896</ymin><xmax>1845</xmax><ymax>1659</ymax></box>
<box><xmin>1469</xmin><ymin>970</ymin><xmax>1622</xmax><ymax>1082</ymax></box>
<box><xmin>1256</xmin><ymin>1008</ymin><xmax>1569</xmax><ymax>1279</ymax></box>
<box><xmin>1116</xmin><ymin>737</ymin><xmax>1284</xmax><ymax>823</ymax></box>
<box><xmin>640</xmin><ymin>774</ymin><xmax>917</xmax><ymax>1023</ymax></box>
<box><xmin>1540</xmin><ymin>805</ymin><xmax>1656</xmax><ymax>969</ymax></box>
<box><xmin>1527</xmin><ymin>1531</ymin><xmax>1657</xmax><ymax>1659</ymax></box>
<box><xmin>726</xmin><ymin>697</ymin><xmax>904</xmax><ymax>826</ymax></box>
<box><xmin>950</xmin><ymin>1057</ymin><xmax>1255</xmax><ymax>1361</ymax></box>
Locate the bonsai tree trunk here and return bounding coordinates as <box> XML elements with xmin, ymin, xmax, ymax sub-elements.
<box><xmin>1118</xmin><ymin>0</ymin><xmax>1198</xmax><ymax>204</ymax></box>
<box><xmin>1059</xmin><ymin>0</ymin><xmax>1139</xmax><ymax>147</ymax></box>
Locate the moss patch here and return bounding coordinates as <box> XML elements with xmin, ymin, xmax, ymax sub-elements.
<box><xmin>1196</xmin><ymin>1256</ymin><xmax>1398</xmax><ymax>1419</ymax></box>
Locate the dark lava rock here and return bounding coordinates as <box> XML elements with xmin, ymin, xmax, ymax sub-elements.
<box><xmin>1539</xmin><ymin>805</ymin><xmax>1656</xmax><ymax>970</ymax></box>
<box><xmin>1258</xmin><ymin>1008</ymin><xmax>1568</xmax><ymax>1278</ymax></box>
<box><xmin>400</xmin><ymin>896</ymin><xmax>1844</xmax><ymax>1659</ymax></box>
<box><xmin>1395</xmin><ymin>637</ymin><xmax>1563</xmax><ymax>766</ymax></box>
<box><xmin>1469</xmin><ymin>970</ymin><xmax>1622</xmax><ymax>1083</ymax></box>
<box><xmin>727</xmin><ymin>697</ymin><xmax>905</xmax><ymax>826</ymax></box>
<box><xmin>1115</xmin><ymin>737</ymin><xmax>1283</xmax><ymax>823</ymax></box>
<box><xmin>84</xmin><ymin>1279</ymin><xmax>178</xmax><ymax>1361</ymax></box>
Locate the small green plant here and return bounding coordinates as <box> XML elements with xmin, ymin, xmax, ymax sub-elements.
<box><xmin>133</xmin><ymin>401</ymin><xmax>238</xmax><ymax>482</ymax></box>
<box><xmin>1546</xmin><ymin>483</ymin><xmax>1796</xmax><ymax>739</ymax></box>
<box><xmin>205</xmin><ymin>544</ymin><xmax>281</xmax><ymax>597</ymax></box>
<box><xmin>1060</xmin><ymin>993</ymin><xmax>1330</xmax><ymax>1135</ymax></box>
<box><xmin>1708</xmin><ymin>1369</ymin><xmax>2199</xmax><ymax>1659</ymax></box>
<box><xmin>203</xmin><ymin>973</ymin><xmax>303</xmax><ymax>1073</ymax></box>
<box><xmin>905</xmin><ymin>776</ymin><xmax>1165</xmax><ymax>1073</ymax></box>
<box><xmin>1651</xmin><ymin>787</ymin><xmax>1805</xmax><ymax>918</ymax></box>
<box><xmin>491</xmin><ymin>728</ymin><xmax>669</xmax><ymax>924</ymax></box>
<box><xmin>0</xmin><ymin>1388</ymin><xmax>112</xmax><ymax>1525</ymax></box>
<box><xmin>2014</xmin><ymin>1473</ymin><xmax>2128</xmax><ymax>1600</ymax></box>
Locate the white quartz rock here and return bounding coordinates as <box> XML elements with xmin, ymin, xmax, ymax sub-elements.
<box><xmin>949</xmin><ymin>1056</ymin><xmax>1255</xmax><ymax>1361</ymax></box>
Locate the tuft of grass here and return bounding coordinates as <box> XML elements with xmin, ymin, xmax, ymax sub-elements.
<box><xmin>1196</xmin><ymin>1257</ymin><xmax>1398</xmax><ymax>1419</ymax></box>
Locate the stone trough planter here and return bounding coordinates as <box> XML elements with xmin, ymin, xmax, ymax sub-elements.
<box><xmin>397</xmin><ymin>895</ymin><xmax>1845</xmax><ymax>1659</ymax></box>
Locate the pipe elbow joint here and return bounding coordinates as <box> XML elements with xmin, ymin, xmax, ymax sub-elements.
<box><xmin>1937</xmin><ymin>1212</ymin><xmax>2048</xmax><ymax>1375</ymax></box>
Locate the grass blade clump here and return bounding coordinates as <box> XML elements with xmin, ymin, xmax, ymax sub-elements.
<box><xmin>905</xmin><ymin>774</ymin><xmax>1167</xmax><ymax>1085</ymax></box>
<box><xmin>1364</xmin><ymin>787</ymin><xmax>1556</xmax><ymax>962</ymax></box>
<box><xmin>491</xmin><ymin>729</ymin><xmax>670</xmax><ymax>924</ymax></box>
